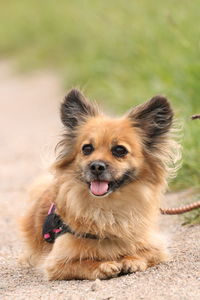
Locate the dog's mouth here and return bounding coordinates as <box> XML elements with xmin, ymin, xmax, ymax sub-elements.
<box><xmin>87</xmin><ymin>169</ymin><xmax>136</xmax><ymax>197</ymax></box>
<box><xmin>89</xmin><ymin>181</ymin><xmax>110</xmax><ymax>197</ymax></box>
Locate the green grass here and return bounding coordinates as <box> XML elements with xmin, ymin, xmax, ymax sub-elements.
<box><xmin>183</xmin><ymin>208</ymin><xmax>200</xmax><ymax>225</ymax></box>
<box><xmin>0</xmin><ymin>0</ymin><xmax>200</xmax><ymax>192</ymax></box>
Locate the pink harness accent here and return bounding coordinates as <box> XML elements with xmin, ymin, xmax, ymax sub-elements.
<box><xmin>48</xmin><ymin>203</ymin><xmax>56</xmax><ymax>215</ymax></box>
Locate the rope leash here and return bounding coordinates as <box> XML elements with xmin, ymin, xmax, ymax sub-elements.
<box><xmin>191</xmin><ymin>114</ymin><xmax>200</xmax><ymax>120</ymax></box>
<box><xmin>161</xmin><ymin>114</ymin><xmax>200</xmax><ymax>215</ymax></box>
<box><xmin>160</xmin><ymin>200</ymin><xmax>200</xmax><ymax>215</ymax></box>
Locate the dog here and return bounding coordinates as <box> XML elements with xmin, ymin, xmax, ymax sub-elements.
<box><xmin>20</xmin><ymin>88</ymin><xmax>180</xmax><ymax>280</ymax></box>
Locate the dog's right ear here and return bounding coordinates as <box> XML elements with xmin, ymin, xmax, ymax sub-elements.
<box><xmin>60</xmin><ymin>88</ymin><xmax>98</xmax><ymax>129</ymax></box>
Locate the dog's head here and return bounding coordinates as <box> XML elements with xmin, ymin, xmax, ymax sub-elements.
<box><xmin>55</xmin><ymin>89</ymin><xmax>174</xmax><ymax>197</ymax></box>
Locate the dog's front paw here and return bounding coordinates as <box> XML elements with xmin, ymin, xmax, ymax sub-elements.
<box><xmin>94</xmin><ymin>261</ymin><xmax>122</xmax><ymax>279</ymax></box>
<box><xmin>121</xmin><ymin>256</ymin><xmax>147</xmax><ymax>274</ymax></box>
<box><xmin>43</xmin><ymin>260</ymin><xmax>62</xmax><ymax>281</ymax></box>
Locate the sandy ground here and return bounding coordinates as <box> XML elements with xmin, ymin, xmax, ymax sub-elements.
<box><xmin>0</xmin><ymin>61</ymin><xmax>199</xmax><ymax>300</ymax></box>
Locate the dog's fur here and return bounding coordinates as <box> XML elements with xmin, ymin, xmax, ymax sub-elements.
<box><xmin>20</xmin><ymin>89</ymin><xmax>181</xmax><ymax>280</ymax></box>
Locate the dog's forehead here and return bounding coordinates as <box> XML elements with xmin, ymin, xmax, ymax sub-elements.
<box><xmin>79</xmin><ymin>116</ymin><xmax>141</xmax><ymax>146</ymax></box>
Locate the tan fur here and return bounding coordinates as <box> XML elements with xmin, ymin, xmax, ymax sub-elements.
<box><xmin>20</xmin><ymin>92</ymin><xmax>180</xmax><ymax>280</ymax></box>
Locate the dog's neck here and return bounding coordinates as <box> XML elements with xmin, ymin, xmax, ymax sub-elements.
<box><xmin>56</xmin><ymin>178</ymin><xmax>161</xmax><ymax>240</ymax></box>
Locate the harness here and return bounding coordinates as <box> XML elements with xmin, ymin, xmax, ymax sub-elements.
<box><xmin>42</xmin><ymin>203</ymin><xmax>99</xmax><ymax>243</ymax></box>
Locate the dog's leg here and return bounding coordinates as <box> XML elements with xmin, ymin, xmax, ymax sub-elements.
<box><xmin>44</xmin><ymin>258</ymin><xmax>122</xmax><ymax>280</ymax></box>
<box><xmin>18</xmin><ymin>248</ymin><xmax>42</xmax><ymax>268</ymax></box>
<box><xmin>121</xmin><ymin>247</ymin><xmax>168</xmax><ymax>274</ymax></box>
<box><xmin>42</xmin><ymin>235</ymin><xmax>122</xmax><ymax>280</ymax></box>
<box><xmin>120</xmin><ymin>256</ymin><xmax>148</xmax><ymax>273</ymax></box>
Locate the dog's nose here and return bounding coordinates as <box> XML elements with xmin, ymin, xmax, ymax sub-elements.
<box><xmin>90</xmin><ymin>161</ymin><xmax>106</xmax><ymax>175</ymax></box>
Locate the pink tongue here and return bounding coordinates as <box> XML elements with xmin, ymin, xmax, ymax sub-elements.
<box><xmin>90</xmin><ymin>181</ymin><xmax>109</xmax><ymax>196</ymax></box>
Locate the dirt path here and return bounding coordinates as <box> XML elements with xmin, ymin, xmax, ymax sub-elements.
<box><xmin>0</xmin><ymin>61</ymin><xmax>199</xmax><ymax>300</ymax></box>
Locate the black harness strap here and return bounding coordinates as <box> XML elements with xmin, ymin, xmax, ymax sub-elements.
<box><xmin>42</xmin><ymin>204</ymin><xmax>99</xmax><ymax>243</ymax></box>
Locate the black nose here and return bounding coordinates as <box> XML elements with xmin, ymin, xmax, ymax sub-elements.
<box><xmin>90</xmin><ymin>161</ymin><xmax>106</xmax><ymax>175</ymax></box>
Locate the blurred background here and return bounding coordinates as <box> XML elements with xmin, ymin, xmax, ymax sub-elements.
<box><xmin>0</xmin><ymin>0</ymin><xmax>200</xmax><ymax>191</ymax></box>
<box><xmin>1</xmin><ymin>2</ymin><xmax>200</xmax><ymax>295</ymax></box>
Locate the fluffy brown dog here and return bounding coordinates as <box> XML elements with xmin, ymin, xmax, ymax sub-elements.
<box><xmin>20</xmin><ymin>89</ymin><xmax>180</xmax><ymax>280</ymax></box>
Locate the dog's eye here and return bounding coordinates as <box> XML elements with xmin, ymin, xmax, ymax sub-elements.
<box><xmin>111</xmin><ymin>145</ymin><xmax>128</xmax><ymax>158</ymax></box>
<box><xmin>82</xmin><ymin>144</ymin><xmax>94</xmax><ymax>155</ymax></box>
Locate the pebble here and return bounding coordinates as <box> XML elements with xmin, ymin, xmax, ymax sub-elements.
<box><xmin>91</xmin><ymin>278</ymin><xmax>102</xmax><ymax>291</ymax></box>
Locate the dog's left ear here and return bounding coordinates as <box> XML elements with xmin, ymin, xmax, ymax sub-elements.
<box><xmin>61</xmin><ymin>88</ymin><xmax>98</xmax><ymax>129</ymax></box>
<box><xmin>128</xmin><ymin>96</ymin><xmax>173</xmax><ymax>148</ymax></box>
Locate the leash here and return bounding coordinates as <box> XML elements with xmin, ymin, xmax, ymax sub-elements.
<box><xmin>161</xmin><ymin>114</ymin><xmax>200</xmax><ymax>215</ymax></box>
<box><xmin>191</xmin><ymin>114</ymin><xmax>200</xmax><ymax>120</ymax></box>
<box><xmin>43</xmin><ymin>199</ymin><xmax>200</xmax><ymax>243</ymax></box>
<box><xmin>160</xmin><ymin>200</ymin><xmax>200</xmax><ymax>215</ymax></box>
<box><xmin>43</xmin><ymin>199</ymin><xmax>200</xmax><ymax>244</ymax></box>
